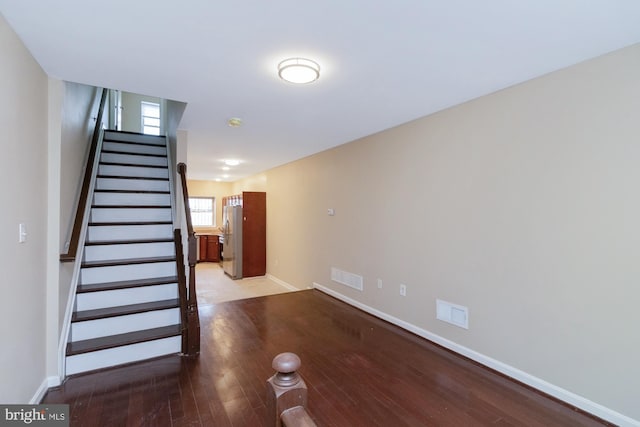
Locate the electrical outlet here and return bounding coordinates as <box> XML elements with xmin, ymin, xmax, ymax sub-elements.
<box><xmin>377</xmin><ymin>278</ymin><xmax>383</xmax><ymax>289</ymax></box>
<box><xmin>399</xmin><ymin>284</ymin><xmax>407</xmax><ymax>296</ymax></box>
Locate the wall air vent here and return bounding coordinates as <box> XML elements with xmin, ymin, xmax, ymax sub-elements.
<box><xmin>331</xmin><ymin>267</ymin><xmax>363</xmax><ymax>291</ymax></box>
<box><xmin>436</xmin><ymin>299</ymin><xmax>469</xmax><ymax>329</ymax></box>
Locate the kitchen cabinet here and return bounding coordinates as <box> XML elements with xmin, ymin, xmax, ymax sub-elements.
<box><xmin>198</xmin><ymin>234</ymin><xmax>220</xmax><ymax>262</ymax></box>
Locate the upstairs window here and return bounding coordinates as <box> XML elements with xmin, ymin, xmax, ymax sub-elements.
<box><xmin>189</xmin><ymin>197</ymin><xmax>215</xmax><ymax>227</ymax></box>
<box><xmin>141</xmin><ymin>101</ymin><xmax>161</xmax><ymax>135</ymax></box>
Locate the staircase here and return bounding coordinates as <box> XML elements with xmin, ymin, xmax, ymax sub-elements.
<box><xmin>65</xmin><ymin>130</ymin><xmax>182</xmax><ymax>376</ymax></box>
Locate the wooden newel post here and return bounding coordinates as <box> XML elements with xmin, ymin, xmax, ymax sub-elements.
<box><xmin>177</xmin><ymin>162</ymin><xmax>200</xmax><ymax>357</ymax></box>
<box><xmin>266</xmin><ymin>352</ymin><xmax>316</xmax><ymax>427</ymax></box>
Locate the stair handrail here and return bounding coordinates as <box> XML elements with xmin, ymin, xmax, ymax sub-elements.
<box><xmin>267</xmin><ymin>353</ymin><xmax>317</xmax><ymax>427</ymax></box>
<box><xmin>176</xmin><ymin>162</ymin><xmax>200</xmax><ymax>356</ymax></box>
<box><xmin>60</xmin><ymin>87</ymin><xmax>108</xmax><ymax>262</ymax></box>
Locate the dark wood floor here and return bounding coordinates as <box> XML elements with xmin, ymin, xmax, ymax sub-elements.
<box><xmin>44</xmin><ymin>290</ymin><xmax>610</xmax><ymax>426</ymax></box>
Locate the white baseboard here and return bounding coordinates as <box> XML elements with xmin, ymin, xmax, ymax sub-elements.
<box><xmin>267</xmin><ymin>274</ymin><xmax>303</xmax><ymax>292</ymax></box>
<box><xmin>30</xmin><ymin>376</ymin><xmax>61</xmax><ymax>404</ymax></box>
<box><xmin>312</xmin><ymin>282</ymin><xmax>639</xmax><ymax>427</ymax></box>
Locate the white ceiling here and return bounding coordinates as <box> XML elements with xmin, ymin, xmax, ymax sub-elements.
<box><xmin>2</xmin><ymin>1</ymin><xmax>640</xmax><ymax>181</ymax></box>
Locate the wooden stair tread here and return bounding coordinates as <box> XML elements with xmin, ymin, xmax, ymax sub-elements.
<box><xmin>72</xmin><ymin>298</ymin><xmax>180</xmax><ymax>322</ymax></box>
<box><xmin>77</xmin><ymin>276</ymin><xmax>179</xmax><ymax>293</ymax></box>
<box><xmin>66</xmin><ymin>324</ymin><xmax>181</xmax><ymax>356</ymax></box>
<box><xmin>91</xmin><ymin>204</ymin><xmax>171</xmax><ymax>209</ymax></box>
<box><xmin>102</xmin><ymin>149</ymin><xmax>167</xmax><ymax>158</ymax></box>
<box><xmin>104</xmin><ymin>130</ymin><xmax>165</xmax><ymax>139</ymax></box>
<box><xmin>88</xmin><ymin>221</ymin><xmax>172</xmax><ymax>226</ymax></box>
<box><xmin>96</xmin><ymin>174</ymin><xmax>169</xmax><ymax>181</ymax></box>
<box><xmin>82</xmin><ymin>256</ymin><xmax>175</xmax><ymax>268</ymax></box>
<box><xmin>93</xmin><ymin>189</ymin><xmax>170</xmax><ymax>194</ymax></box>
<box><xmin>85</xmin><ymin>238</ymin><xmax>173</xmax><ymax>246</ymax></box>
<box><xmin>102</xmin><ymin>139</ymin><xmax>166</xmax><ymax>147</ymax></box>
<box><xmin>99</xmin><ymin>161</ymin><xmax>168</xmax><ymax>169</ymax></box>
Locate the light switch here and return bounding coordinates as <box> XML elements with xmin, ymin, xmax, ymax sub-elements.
<box><xmin>19</xmin><ymin>223</ymin><xmax>27</xmax><ymax>243</ymax></box>
<box><xmin>327</xmin><ymin>208</ymin><xmax>335</xmax><ymax>216</ymax></box>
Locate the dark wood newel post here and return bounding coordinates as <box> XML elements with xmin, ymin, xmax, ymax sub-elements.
<box><xmin>186</xmin><ymin>230</ymin><xmax>200</xmax><ymax>356</ymax></box>
<box><xmin>178</xmin><ymin>162</ymin><xmax>200</xmax><ymax>356</ymax></box>
<box><xmin>174</xmin><ymin>229</ymin><xmax>189</xmax><ymax>354</ymax></box>
<box><xmin>267</xmin><ymin>352</ymin><xmax>317</xmax><ymax>427</ymax></box>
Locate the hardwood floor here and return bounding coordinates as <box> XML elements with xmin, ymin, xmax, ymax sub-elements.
<box><xmin>44</xmin><ymin>290</ymin><xmax>610</xmax><ymax>426</ymax></box>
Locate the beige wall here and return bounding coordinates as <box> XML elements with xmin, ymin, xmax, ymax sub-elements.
<box><xmin>231</xmin><ymin>173</ymin><xmax>268</xmax><ymax>194</ymax></box>
<box><xmin>242</xmin><ymin>44</ymin><xmax>640</xmax><ymax>421</ymax></box>
<box><xmin>0</xmin><ymin>15</ymin><xmax>49</xmax><ymax>403</ymax></box>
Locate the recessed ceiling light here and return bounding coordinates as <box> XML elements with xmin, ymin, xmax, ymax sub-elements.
<box><xmin>222</xmin><ymin>166</ymin><xmax>230</xmax><ymax>171</ymax></box>
<box><xmin>227</xmin><ymin>117</ymin><xmax>243</xmax><ymax>127</ymax></box>
<box><xmin>224</xmin><ymin>159</ymin><xmax>240</xmax><ymax>166</ymax></box>
<box><xmin>278</xmin><ymin>57</ymin><xmax>320</xmax><ymax>84</ymax></box>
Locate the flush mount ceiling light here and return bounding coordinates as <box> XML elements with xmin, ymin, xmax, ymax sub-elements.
<box><xmin>224</xmin><ymin>159</ymin><xmax>240</xmax><ymax>166</ymax></box>
<box><xmin>278</xmin><ymin>57</ymin><xmax>320</xmax><ymax>84</ymax></box>
<box><xmin>227</xmin><ymin>117</ymin><xmax>243</xmax><ymax>127</ymax></box>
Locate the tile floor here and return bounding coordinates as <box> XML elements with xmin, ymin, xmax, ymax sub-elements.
<box><xmin>195</xmin><ymin>262</ymin><xmax>295</xmax><ymax>306</ymax></box>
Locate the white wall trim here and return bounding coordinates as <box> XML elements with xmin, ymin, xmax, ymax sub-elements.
<box><xmin>267</xmin><ymin>274</ymin><xmax>303</xmax><ymax>292</ymax></box>
<box><xmin>312</xmin><ymin>282</ymin><xmax>639</xmax><ymax>427</ymax></box>
<box><xmin>30</xmin><ymin>376</ymin><xmax>60</xmax><ymax>404</ymax></box>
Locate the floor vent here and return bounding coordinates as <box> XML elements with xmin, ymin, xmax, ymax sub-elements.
<box><xmin>331</xmin><ymin>267</ymin><xmax>363</xmax><ymax>291</ymax></box>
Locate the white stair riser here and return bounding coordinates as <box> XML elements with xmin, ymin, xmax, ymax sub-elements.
<box><xmin>76</xmin><ymin>284</ymin><xmax>179</xmax><ymax>311</ymax></box>
<box><xmin>98</xmin><ymin>164</ymin><xmax>169</xmax><ymax>179</ymax></box>
<box><xmin>84</xmin><ymin>242</ymin><xmax>175</xmax><ymax>262</ymax></box>
<box><xmin>102</xmin><ymin>141</ymin><xmax>166</xmax><ymax>156</ymax></box>
<box><xmin>87</xmin><ymin>224</ymin><xmax>173</xmax><ymax>241</ymax></box>
<box><xmin>95</xmin><ymin>177</ymin><xmax>169</xmax><ymax>192</ymax></box>
<box><xmin>66</xmin><ymin>336</ymin><xmax>181</xmax><ymax>376</ymax></box>
<box><xmin>104</xmin><ymin>131</ymin><xmax>166</xmax><ymax>146</ymax></box>
<box><xmin>81</xmin><ymin>262</ymin><xmax>176</xmax><ymax>284</ymax></box>
<box><xmin>101</xmin><ymin>152</ymin><xmax>167</xmax><ymax>167</ymax></box>
<box><xmin>90</xmin><ymin>208</ymin><xmax>171</xmax><ymax>223</ymax></box>
<box><xmin>93</xmin><ymin>192</ymin><xmax>171</xmax><ymax>206</ymax></box>
<box><xmin>71</xmin><ymin>308</ymin><xmax>180</xmax><ymax>341</ymax></box>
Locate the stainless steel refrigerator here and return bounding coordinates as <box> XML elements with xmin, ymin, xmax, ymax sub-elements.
<box><xmin>222</xmin><ymin>205</ymin><xmax>243</xmax><ymax>279</ymax></box>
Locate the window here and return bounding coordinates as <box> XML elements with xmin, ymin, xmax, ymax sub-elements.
<box><xmin>141</xmin><ymin>101</ymin><xmax>161</xmax><ymax>135</ymax></box>
<box><xmin>189</xmin><ymin>197</ymin><xmax>215</xmax><ymax>227</ymax></box>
